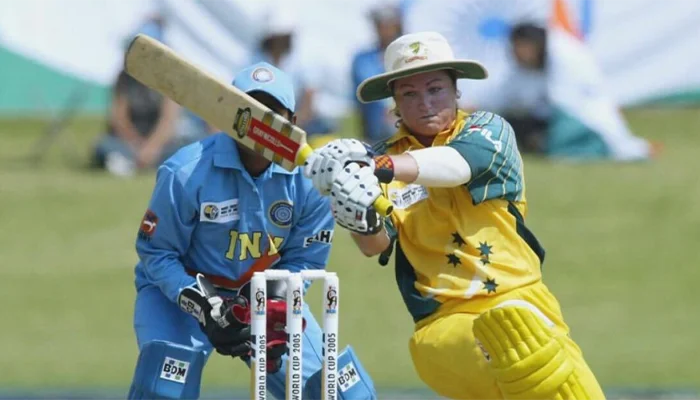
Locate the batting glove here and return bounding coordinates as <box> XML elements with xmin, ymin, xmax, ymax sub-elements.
<box><xmin>303</xmin><ymin>138</ymin><xmax>394</xmax><ymax>196</ymax></box>
<box><xmin>330</xmin><ymin>163</ymin><xmax>384</xmax><ymax>235</ymax></box>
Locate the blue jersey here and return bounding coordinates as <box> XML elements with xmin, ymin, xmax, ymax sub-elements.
<box><xmin>134</xmin><ymin>133</ymin><xmax>335</xmax><ymax>302</ymax></box>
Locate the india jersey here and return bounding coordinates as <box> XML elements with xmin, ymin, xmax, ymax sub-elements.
<box><xmin>134</xmin><ymin>133</ymin><xmax>334</xmax><ymax>303</ymax></box>
<box><xmin>374</xmin><ymin>111</ymin><xmax>545</xmax><ymax>323</ymax></box>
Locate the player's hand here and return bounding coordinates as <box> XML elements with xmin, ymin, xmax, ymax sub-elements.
<box><xmin>178</xmin><ymin>274</ymin><xmax>306</xmax><ymax>373</ymax></box>
<box><xmin>330</xmin><ymin>163</ymin><xmax>384</xmax><ymax>235</ymax></box>
<box><xmin>303</xmin><ymin>139</ymin><xmax>375</xmax><ymax>195</ymax></box>
<box><xmin>178</xmin><ymin>274</ymin><xmax>251</xmax><ymax>358</ymax></box>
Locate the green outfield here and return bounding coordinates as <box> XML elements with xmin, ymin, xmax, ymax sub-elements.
<box><xmin>1</xmin><ymin>109</ymin><xmax>698</xmax><ymax>398</ymax></box>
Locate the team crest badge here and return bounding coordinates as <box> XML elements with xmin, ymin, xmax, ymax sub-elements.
<box><xmin>269</xmin><ymin>200</ymin><xmax>293</xmax><ymax>227</ymax></box>
<box><xmin>252</xmin><ymin>67</ymin><xmax>275</xmax><ymax>83</ymax></box>
<box><xmin>405</xmin><ymin>41</ymin><xmax>428</xmax><ymax>64</ymax></box>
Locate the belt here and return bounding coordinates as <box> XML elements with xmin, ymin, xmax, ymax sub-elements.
<box><xmin>185</xmin><ymin>251</ymin><xmax>281</xmax><ymax>291</ymax></box>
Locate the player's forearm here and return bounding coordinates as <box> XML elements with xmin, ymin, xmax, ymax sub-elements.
<box><xmin>350</xmin><ymin>229</ymin><xmax>391</xmax><ymax>257</ymax></box>
<box><xmin>387</xmin><ymin>147</ymin><xmax>472</xmax><ymax>187</ymax></box>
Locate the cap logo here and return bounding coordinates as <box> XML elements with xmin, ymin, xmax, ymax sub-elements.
<box><xmin>251</xmin><ymin>67</ymin><xmax>275</xmax><ymax>83</ymax></box>
<box><xmin>409</xmin><ymin>41</ymin><xmax>422</xmax><ymax>54</ymax></box>
<box><xmin>401</xmin><ymin>41</ymin><xmax>428</xmax><ymax>65</ymax></box>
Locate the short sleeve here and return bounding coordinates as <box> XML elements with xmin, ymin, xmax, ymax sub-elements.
<box><xmin>447</xmin><ymin>112</ymin><xmax>525</xmax><ymax>204</ymax></box>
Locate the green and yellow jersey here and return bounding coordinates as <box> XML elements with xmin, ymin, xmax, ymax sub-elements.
<box><xmin>375</xmin><ymin>110</ymin><xmax>546</xmax><ymax>323</ymax></box>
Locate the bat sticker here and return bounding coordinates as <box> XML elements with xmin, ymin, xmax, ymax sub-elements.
<box><xmin>233</xmin><ymin>107</ymin><xmax>252</xmax><ymax>139</ymax></box>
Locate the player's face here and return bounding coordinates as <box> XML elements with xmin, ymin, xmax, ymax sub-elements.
<box><xmin>393</xmin><ymin>70</ymin><xmax>458</xmax><ymax>139</ymax></box>
<box><xmin>512</xmin><ymin>39</ymin><xmax>541</xmax><ymax>70</ymax></box>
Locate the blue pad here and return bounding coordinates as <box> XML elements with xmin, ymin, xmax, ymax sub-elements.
<box><xmin>128</xmin><ymin>340</ymin><xmax>206</xmax><ymax>399</ymax></box>
<box><xmin>303</xmin><ymin>345</ymin><xmax>377</xmax><ymax>400</ymax></box>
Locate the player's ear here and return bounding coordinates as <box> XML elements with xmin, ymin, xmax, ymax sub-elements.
<box><xmin>291</xmin><ymin>114</ymin><xmax>297</xmax><ymax>124</ymax></box>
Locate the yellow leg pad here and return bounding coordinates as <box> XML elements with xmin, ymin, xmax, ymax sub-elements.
<box><xmin>473</xmin><ymin>306</ymin><xmax>591</xmax><ymax>400</ymax></box>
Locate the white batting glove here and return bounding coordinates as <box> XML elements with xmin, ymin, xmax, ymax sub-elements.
<box><xmin>303</xmin><ymin>139</ymin><xmax>375</xmax><ymax>195</ymax></box>
<box><xmin>330</xmin><ymin>163</ymin><xmax>383</xmax><ymax>235</ymax></box>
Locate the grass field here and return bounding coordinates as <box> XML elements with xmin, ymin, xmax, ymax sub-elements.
<box><xmin>1</xmin><ymin>109</ymin><xmax>699</xmax><ymax>398</ymax></box>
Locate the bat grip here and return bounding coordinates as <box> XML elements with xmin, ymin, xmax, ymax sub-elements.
<box><xmin>372</xmin><ymin>196</ymin><xmax>394</xmax><ymax>217</ymax></box>
<box><xmin>295</xmin><ymin>144</ymin><xmax>394</xmax><ymax>217</ymax></box>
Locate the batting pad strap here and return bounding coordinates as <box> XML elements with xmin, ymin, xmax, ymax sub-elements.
<box><xmin>303</xmin><ymin>345</ymin><xmax>378</xmax><ymax>400</ymax></box>
<box><xmin>407</xmin><ymin>146</ymin><xmax>472</xmax><ymax>187</ymax></box>
<box><xmin>473</xmin><ymin>306</ymin><xmax>591</xmax><ymax>400</ymax></box>
<box><xmin>128</xmin><ymin>340</ymin><xmax>206</xmax><ymax>400</ymax></box>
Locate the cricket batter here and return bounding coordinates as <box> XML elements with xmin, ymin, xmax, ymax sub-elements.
<box><xmin>128</xmin><ymin>61</ymin><xmax>376</xmax><ymax>400</ymax></box>
<box><xmin>303</xmin><ymin>32</ymin><xmax>605</xmax><ymax>399</ymax></box>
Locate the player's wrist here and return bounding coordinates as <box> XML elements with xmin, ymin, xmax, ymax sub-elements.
<box><xmin>372</xmin><ymin>155</ymin><xmax>395</xmax><ymax>183</ymax></box>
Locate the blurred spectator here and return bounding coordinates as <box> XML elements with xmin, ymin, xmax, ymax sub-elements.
<box><xmin>91</xmin><ymin>17</ymin><xmax>182</xmax><ymax>176</ymax></box>
<box><xmin>500</xmin><ymin>23</ymin><xmax>550</xmax><ymax>154</ymax></box>
<box><xmin>251</xmin><ymin>11</ymin><xmax>337</xmax><ymax>148</ymax></box>
<box><xmin>500</xmin><ymin>22</ymin><xmax>655</xmax><ymax>160</ymax></box>
<box><xmin>351</xmin><ymin>4</ymin><xmax>403</xmax><ymax>143</ymax></box>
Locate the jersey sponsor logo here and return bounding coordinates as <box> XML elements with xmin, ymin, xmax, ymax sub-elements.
<box><xmin>160</xmin><ymin>357</ymin><xmax>190</xmax><ymax>383</ymax></box>
<box><xmin>138</xmin><ymin>210</ymin><xmax>158</xmax><ymax>241</ymax></box>
<box><xmin>303</xmin><ymin>230</ymin><xmax>334</xmax><ymax>248</ymax></box>
<box><xmin>200</xmin><ymin>199</ymin><xmax>239</xmax><ymax>223</ymax></box>
<box><xmin>338</xmin><ymin>361</ymin><xmax>361</xmax><ymax>392</ymax></box>
<box><xmin>388</xmin><ymin>184</ymin><xmax>428</xmax><ymax>210</ymax></box>
<box><xmin>268</xmin><ymin>200</ymin><xmax>293</xmax><ymax>227</ymax></box>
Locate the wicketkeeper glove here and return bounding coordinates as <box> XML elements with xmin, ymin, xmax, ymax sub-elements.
<box><xmin>178</xmin><ymin>273</ymin><xmax>305</xmax><ymax>373</ymax></box>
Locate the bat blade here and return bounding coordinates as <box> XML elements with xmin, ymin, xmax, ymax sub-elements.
<box><xmin>124</xmin><ymin>34</ymin><xmax>304</xmax><ymax>171</ymax></box>
<box><xmin>123</xmin><ymin>34</ymin><xmax>393</xmax><ymax>216</ymax></box>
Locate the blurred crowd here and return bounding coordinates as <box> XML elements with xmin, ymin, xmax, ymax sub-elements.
<box><xmin>91</xmin><ymin>4</ymin><xmax>406</xmax><ymax>176</ymax></box>
<box><xmin>89</xmin><ymin>1</ymin><xmax>652</xmax><ymax>177</ymax></box>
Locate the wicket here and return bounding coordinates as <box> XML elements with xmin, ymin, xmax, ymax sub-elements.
<box><xmin>250</xmin><ymin>270</ymin><xmax>339</xmax><ymax>400</ymax></box>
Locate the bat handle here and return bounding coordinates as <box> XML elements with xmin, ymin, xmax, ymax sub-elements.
<box><xmin>372</xmin><ymin>196</ymin><xmax>394</xmax><ymax>217</ymax></box>
<box><xmin>295</xmin><ymin>144</ymin><xmax>394</xmax><ymax>217</ymax></box>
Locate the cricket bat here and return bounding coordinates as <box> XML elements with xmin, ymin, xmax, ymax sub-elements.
<box><xmin>124</xmin><ymin>34</ymin><xmax>392</xmax><ymax>216</ymax></box>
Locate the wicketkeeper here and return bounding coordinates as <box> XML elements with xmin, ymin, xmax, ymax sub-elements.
<box><xmin>128</xmin><ymin>62</ymin><xmax>376</xmax><ymax>400</ymax></box>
